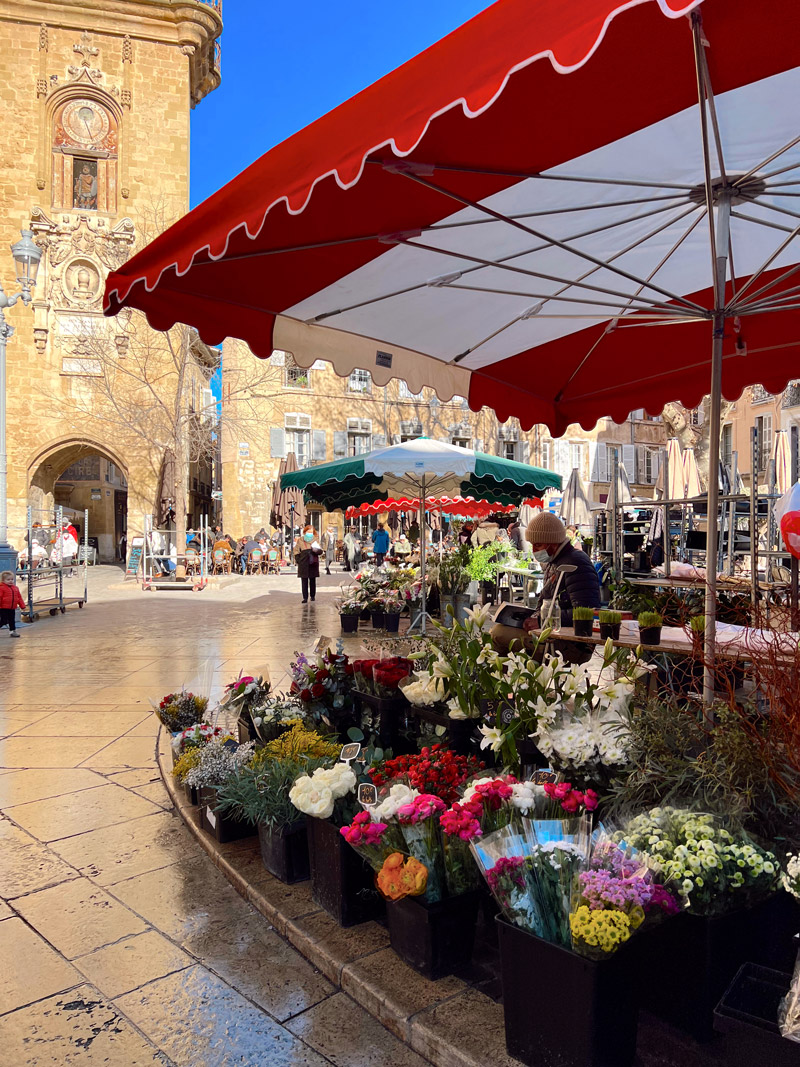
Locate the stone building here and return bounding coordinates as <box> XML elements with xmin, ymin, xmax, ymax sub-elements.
<box><xmin>221</xmin><ymin>340</ymin><xmax>667</xmax><ymax>537</ymax></box>
<box><xmin>0</xmin><ymin>0</ymin><xmax>221</xmax><ymax>560</ymax></box>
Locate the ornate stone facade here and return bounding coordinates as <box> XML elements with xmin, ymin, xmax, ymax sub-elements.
<box><xmin>0</xmin><ymin>1</ymin><xmax>221</xmax><ymax>558</ymax></box>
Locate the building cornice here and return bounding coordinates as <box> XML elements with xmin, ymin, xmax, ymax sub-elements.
<box><xmin>0</xmin><ymin>0</ymin><xmax>222</xmax><ymax>105</ymax></box>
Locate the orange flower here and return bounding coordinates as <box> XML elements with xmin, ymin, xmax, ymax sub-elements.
<box><xmin>376</xmin><ymin>852</ymin><xmax>428</xmax><ymax>901</ymax></box>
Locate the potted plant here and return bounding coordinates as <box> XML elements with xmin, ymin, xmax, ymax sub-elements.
<box><xmin>598</xmin><ymin>609</ymin><xmax>622</xmax><ymax>641</ymax></box>
<box><xmin>337</xmin><ymin>596</ymin><xmax>361</xmax><ymax>634</ymax></box>
<box><xmin>466</xmin><ymin>544</ymin><xmax>499</xmax><ymax>604</ymax></box>
<box><xmin>438</xmin><ymin>547</ymin><xmax>472</xmax><ymax>626</ymax></box>
<box><xmin>572</xmin><ymin>605</ymin><xmax>595</xmax><ymax>638</ymax></box>
<box><xmin>382</xmin><ymin>592</ymin><xmax>403</xmax><ymax>633</ymax></box>
<box><xmin>689</xmin><ymin>614</ymin><xmax>705</xmax><ymax>654</ymax></box>
<box><xmin>184</xmin><ymin>737</ymin><xmax>258</xmax><ymax>843</ymax></box>
<box><xmin>216</xmin><ymin>724</ymin><xmax>341</xmax><ymax>883</ymax></box>
<box><xmin>369</xmin><ymin>597</ymin><xmax>385</xmax><ymax>629</ymax></box>
<box><xmin>290</xmin><ymin>759</ymin><xmax>383</xmax><ymax>926</ymax></box>
<box><xmin>637</xmin><ymin>610</ymin><xmax>663</xmax><ymax>646</ymax></box>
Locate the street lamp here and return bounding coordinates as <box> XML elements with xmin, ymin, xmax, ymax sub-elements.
<box><xmin>0</xmin><ymin>230</ymin><xmax>42</xmax><ymax>572</ymax></box>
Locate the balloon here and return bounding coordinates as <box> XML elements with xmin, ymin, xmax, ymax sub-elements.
<box><xmin>780</xmin><ymin>511</ymin><xmax>800</xmax><ymax>560</ymax></box>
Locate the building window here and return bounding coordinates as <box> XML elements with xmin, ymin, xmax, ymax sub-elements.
<box><xmin>348</xmin><ymin>368</ymin><xmax>372</xmax><ymax>394</ymax></box>
<box><xmin>721</xmin><ymin>423</ymin><xmax>733</xmax><ymax>470</ymax></box>
<box><xmin>642</xmin><ymin>447</ymin><xmax>659</xmax><ymax>485</ymax></box>
<box><xmin>570</xmin><ymin>442</ymin><xmax>584</xmax><ymax>473</ymax></box>
<box><xmin>285</xmin><ymin>360</ymin><xmax>310</xmax><ymax>389</ymax></box>
<box><xmin>452</xmin><ymin>436</ymin><xmax>471</xmax><ymax>448</ymax></box>
<box><xmin>756</xmin><ymin>414</ymin><xmax>773</xmax><ymax>470</ymax></box>
<box><xmin>540</xmin><ymin>440</ymin><xmax>551</xmax><ymax>470</ymax></box>
<box><xmin>501</xmin><ymin>439</ymin><xmax>517</xmax><ymax>461</ymax></box>
<box><xmin>347</xmin><ymin>418</ymin><xmax>372</xmax><ymax>456</ymax></box>
<box><xmin>285</xmin><ymin>413</ymin><xmax>312</xmax><ymax>467</ymax></box>
<box><xmin>398</xmin><ymin>380</ymin><xmax>423</xmax><ymax>400</ymax></box>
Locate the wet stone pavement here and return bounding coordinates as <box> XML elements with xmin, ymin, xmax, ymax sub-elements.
<box><xmin>0</xmin><ymin>566</ymin><xmax>430</xmax><ymax>1067</ymax></box>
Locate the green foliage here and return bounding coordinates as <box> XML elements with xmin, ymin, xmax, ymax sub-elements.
<box><xmin>465</xmin><ymin>544</ymin><xmax>499</xmax><ymax>582</ymax></box>
<box><xmin>215</xmin><ymin>755</ymin><xmax>330</xmax><ymax>829</ymax></box>
<box><xmin>637</xmin><ymin>611</ymin><xmax>663</xmax><ymax>628</ymax></box>
<box><xmin>606</xmin><ymin>699</ymin><xmax>800</xmax><ymax>846</ymax></box>
<box><xmin>598</xmin><ymin>610</ymin><xmax>621</xmax><ymax>625</ymax></box>
<box><xmin>438</xmin><ymin>545</ymin><xmax>471</xmax><ymax>595</ymax></box>
<box><xmin>572</xmin><ymin>606</ymin><xmax>595</xmax><ymax>621</ymax></box>
<box><xmin>689</xmin><ymin>615</ymin><xmax>706</xmax><ymax>634</ymax></box>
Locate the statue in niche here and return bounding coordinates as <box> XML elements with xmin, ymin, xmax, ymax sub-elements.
<box><xmin>73</xmin><ymin>159</ymin><xmax>97</xmax><ymax>210</ymax></box>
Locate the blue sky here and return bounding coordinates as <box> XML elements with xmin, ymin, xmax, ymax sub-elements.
<box><xmin>190</xmin><ymin>1</ymin><xmax>494</xmax><ymax>208</ymax></box>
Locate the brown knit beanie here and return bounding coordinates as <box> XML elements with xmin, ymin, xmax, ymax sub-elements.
<box><xmin>525</xmin><ymin>511</ymin><xmax>567</xmax><ymax>546</ymax></box>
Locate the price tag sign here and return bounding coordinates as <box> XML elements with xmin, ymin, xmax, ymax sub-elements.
<box><xmin>358</xmin><ymin>784</ymin><xmax>378</xmax><ymax>806</ymax></box>
<box><xmin>532</xmin><ymin>769</ymin><xmax>558</xmax><ymax>785</ymax></box>
<box><xmin>313</xmin><ymin>636</ymin><xmax>333</xmax><ymax>655</ymax></box>
<box><xmin>340</xmin><ymin>742</ymin><xmax>361</xmax><ymax>764</ymax></box>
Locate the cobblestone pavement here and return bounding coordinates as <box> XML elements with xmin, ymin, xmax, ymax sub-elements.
<box><xmin>0</xmin><ymin>565</ymin><xmax>430</xmax><ymax>1067</ymax></box>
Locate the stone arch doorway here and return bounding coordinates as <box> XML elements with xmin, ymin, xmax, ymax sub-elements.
<box><xmin>28</xmin><ymin>439</ymin><xmax>128</xmax><ymax>563</ymax></box>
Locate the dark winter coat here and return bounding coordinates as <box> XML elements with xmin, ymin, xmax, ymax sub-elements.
<box><xmin>540</xmin><ymin>540</ymin><xmax>600</xmax><ymax>627</ymax></box>
<box><xmin>294</xmin><ymin>540</ymin><xmax>322</xmax><ymax>578</ymax></box>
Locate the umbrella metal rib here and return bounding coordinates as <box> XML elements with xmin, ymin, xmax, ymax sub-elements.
<box><xmin>394</xmin><ymin>168</ymin><xmax>708</xmax><ymax>312</ymax></box>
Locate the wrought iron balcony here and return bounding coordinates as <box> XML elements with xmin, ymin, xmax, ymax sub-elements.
<box><xmin>782</xmin><ymin>383</ymin><xmax>800</xmax><ymax>409</ymax></box>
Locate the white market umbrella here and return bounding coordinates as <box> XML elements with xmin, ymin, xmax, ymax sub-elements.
<box><xmin>559</xmin><ymin>467</ymin><xmax>592</xmax><ymax>527</ymax></box>
<box><xmin>774</xmin><ymin>429</ymin><xmax>791</xmax><ymax>496</ymax></box>
<box><xmin>683</xmin><ymin>447</ymin><xmax>703</xmax><ymax>499</ymax></box>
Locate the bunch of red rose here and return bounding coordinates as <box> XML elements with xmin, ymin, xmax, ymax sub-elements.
<box><xmin>369</xmin><ymin>744</ymin><xmax>484</xmax><ymax>805</ymax></box>
<box><xmin>544</xmin><ymin>780</ymin><xmax>599</xmax><ymax>813</ymax></box>
<box><xmin>372</xmin><ymin>656</ymin><xmax>413</xmax><ymax>695</ymax></box>
<box><xmin>352</xmin><ymin>659</ymin><xmax>381</xmax><ymax>694</ymax></box>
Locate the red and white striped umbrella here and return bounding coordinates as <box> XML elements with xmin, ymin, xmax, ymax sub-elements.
<box><xmin>345</xmin><ymin>496</ymin><xmax>515</xmax><ymax>518</ymax></box>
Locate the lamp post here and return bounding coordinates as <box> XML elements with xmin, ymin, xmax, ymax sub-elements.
<box><xmin>0</xmin><ymin>230</ymin><xmax>42</xmax><ymax>573</ymax></box>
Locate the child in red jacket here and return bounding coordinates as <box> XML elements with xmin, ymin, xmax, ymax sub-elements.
<box><xmin>0</xmin><ymin>570</ymin><xmax>24</xmax><ymax>637</ymax></box>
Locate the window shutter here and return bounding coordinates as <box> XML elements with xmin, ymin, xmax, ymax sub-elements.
<box><xmin>555</xmin><ymin>440</ymin><xmax>570</xmax><ymax>476</ymax></box>
<box><xmin>521</xmin><ymin>442</ymin><xmax>531</xmax><ymax>463</ymax></box>
<box><xmin>312</xmin><ymin>430</ymin><xmax>326</xmax><ymax>463</ymax></box>
<box><xmin>622</xmin><ymin>444</ymin><xmax>636</xmax><ymax>482</ymax></box>
<box><xmin>475</xmin><ymin>439</ymin><xmax>484</xmax><ymax>454</ymax></box>
<box><xmin>372</xmin><ymin>434</ymin><xmax>386</xmax><ymax>449</ymax></box>
<box><xmin>650</xmin><ymin>448</ymin><xmax>660</xmax><ymax>484</ymax></box>
<box><xmin>270</xmin><ymin>427</ymin><xmax>286</xmax><ymax>459</ymax></box>
<box><xmin>591</xmin><ymin>443</ymin><xmax>608</xmax><ymax>482</ymax></box>
<box><xmin>333</xmin><ymin>431</ymin><xmax>347</xmax><ymax>458</ymax></box>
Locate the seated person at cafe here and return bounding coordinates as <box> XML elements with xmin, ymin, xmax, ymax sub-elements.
<box><xmin>491</xmin><ymin>512</ymin><xmax>600</xmax><ymax>665</ymax></box>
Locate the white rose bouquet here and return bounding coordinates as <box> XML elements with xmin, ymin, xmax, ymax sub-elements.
<box><xmin>289</xmin><ymin>762</ymin><xmax>357</xmax><ymax>823</ymax></box>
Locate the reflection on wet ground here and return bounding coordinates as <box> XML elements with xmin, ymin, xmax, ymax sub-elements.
<box><xmin>0</xmin><ymin>567</ymin><xmax>423</xmax><ymax>1066</ymax></box>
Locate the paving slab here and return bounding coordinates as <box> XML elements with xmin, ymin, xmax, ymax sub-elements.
<box><xmin>73</xmin><ymin>930</ymin><xmax>192</xmax><ymax>999</ymax></box>
<box><xmin>0</xmin><ymin>917</ymin><xmax>82</xmax><ymax>1014</ymax></box>
<box><xmin>8</xmin><ymin>782</ymin><xmax>162</xmax><ymax>841</ymax></box>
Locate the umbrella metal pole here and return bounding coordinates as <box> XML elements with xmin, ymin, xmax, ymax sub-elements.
<box><xmin>750</xmin><ymin>428</ymin><xmax>759</xmax><ymax>613</ymax></box>
<box><xmin>702</xmin><ymin>193</ymin><xmax>732</xmax><ymax>711</ymax></box>
<box><xmin>662</xmin><ymin>447</ymin><xmax>671</xmax><ymax>578</ymax></box>
<box><xmin>727</xmin><ymin>452</ymin><xmax>738</xmax><ymax>576</ymax></box>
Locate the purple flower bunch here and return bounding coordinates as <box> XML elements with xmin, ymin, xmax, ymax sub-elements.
<box><xmin>578</xmin><ymin>868</ymin><xmax>654</xmax><ymax>911</ymax></box>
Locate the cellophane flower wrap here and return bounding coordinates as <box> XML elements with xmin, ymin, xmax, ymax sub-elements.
<box><xmin>397</xmin><ymin>793</ymin><xmax>447</xmax><ymax>903</ymax></box>
<box><xmin>568</xmin><ymin>834</ymin><xmax>680</xmax><ymax>960</ymax></box>
<box><xmin>400</xmin><ymin>670</ymin><xmax>447</xmax><ymax>708</ymax></box>
<box><xmin>339</xmin><ymin>811</ymin><xmax>394</xmax><ymax>872</ymax></box>
<box><xmin>779</xmin><ymin>942</ymin><xmax>800</xmax><ymax>1042</ymax></box>
<box><xmin>289</xmin><ymin>644</ymin><xmax>354</xmax><ymax>716</ymax></box>
<box><xmin>619</xmin><ymin>807</ymin><xmax>779</xmax><ymax>917</ymax></box>
<box><xmin>371</xmin><ymin>657</ymin><xmax>413</xmax><ymax>699</ymax></box>
<box><xmin>171</xmin><ymin>722</ymin><xmax>224</xmax><ymax>755</ymax></box>
<box><xmin>154</xmin><ymin>689</ymin><xmax>209</xmax><ymax>732</ymax></box>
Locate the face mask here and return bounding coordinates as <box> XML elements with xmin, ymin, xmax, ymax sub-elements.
<box><xmin>304</xmin><ymin>533</ymin><xmax>313</xmax><ymax>543</ymax></box>
<box><xmin>533</xmin><ymin>549</ymin><xmax>550</xmax><ymax>564</ymax></box>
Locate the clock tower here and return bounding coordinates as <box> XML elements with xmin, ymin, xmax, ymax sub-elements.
<box><xmin>0</xmin><ymin>1</ymin><xmax>222</xmax><ymax>560</ymax></box>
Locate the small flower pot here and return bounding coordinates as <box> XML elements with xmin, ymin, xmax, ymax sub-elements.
<box><xmin>497</xmin><ymin>915</ymin><xmax>639</xmax><ymax>1067</ymax></box>
<box><xmin>385</xmin><ymin>891</ymin><xmax>481</xmax><ymax>980</ymax></box>
<box><xmin>370</xmin><ymin>610</ymin><xmax>385</xmax><ymax>629</ymax></box>
<box><xmin>197</xmin><ymin>786</ymin><xmax>256</xmax><ymax>844</ymax></box>
<box><xmin>339</xmin><ymin>613</ymin><xmax>359</xmax><ymax>634</ymax></box>
<box><xmin>714</xmin><ymin>963</ymin><xmax>798</xmax><ymax>1067</ymax></box>
<box><xmin>598</xmin><ymin>623</ymin><xmax>621</xmax><ymax>641</ymax></box>
<box><xmin>257</xmin><ymin>820</ymin><xmax>310</xmax><ymax>884</ymax></box>
<box><xmin>439</xmin><ymin>594</ymin><xmax>455</xmax><ymax>626</ymax></box>
<box><xmin>183</xmin><ymin>781</ymin><xmax>199</xmax><ymax>806</ymax></box>
<box><xmin>638</xmin><ymin>625</ymin><xmax>662</xmax><ymax>646</ymax></box>
<box><xmin>360</xmin><ymin>607</ymin><xmax>371</xmax><ymax>621</ymax></box>
<box><xmin>384</xmin><ymin>612</ymin><xmax>401</xmax><ymax>633</ymax></box>
<box><xmin>306</xmin><ymin>815</ymin><xmax>384</xmax><ymax>926</ymax></box>
<box><xmin>573</xmin><ymin>618</ymin><xmax>594</xmax><ymax>637</ymax></box>
<box><xmin>453</xmin><ymin>593</ymin><xmax>471</xmax><ymax>623</ymax></box>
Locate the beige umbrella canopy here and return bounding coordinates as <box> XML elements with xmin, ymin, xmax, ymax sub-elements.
<box><xmin>683</xmin><ymin>448</ymin><xmax>702</xmax><ymax>500</ymax></box>
<box><xmin>559</xmin><ymin>468</ymin><xmax>591</xmax><ymax>528</ymax></box>
<box><xmin>271</xmin><ymin>452</ymin><xmax>307</xmax><ymax>533</ymax></box>
<box><xmin>774</xmin><ymin>430</ymin><xmax>791</xmax><ymax>496</ymax></box>
<box><xmin>656</xmin><ymin>439</ymin><xmax>685</xmax><ymax>500</ymax></box>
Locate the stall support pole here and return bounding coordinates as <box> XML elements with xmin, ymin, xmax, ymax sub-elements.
<box><xmin>662</xmin><ymin>447</ymin><xmax>671</xmax><ymax>578</ymax></box>
<box><xmin>702</xmin><ymin>190</ymin><xmax>731</xmax><ymax>711</ymax></box>
<box><xmin>83</xmin><ymin>508</ymin><xmax>88</xmax><ymax>604</ymax></box>
<box><xmin>791</xmin><ymin>426</ymin><xmax>799</xmax><ymax>630</ymax></box>
<box><xmin>727</xmin><ymin>453</ymin><xmax>738</xmax><ymax>575</ymax></box>
<box><xmin>750</xmin><ymin>428</ymin><xmax>759</xmax><ymax>614</ymax></box>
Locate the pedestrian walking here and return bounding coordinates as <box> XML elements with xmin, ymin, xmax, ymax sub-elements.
<box><xmin>343</xmin><ymin>528</ymin><xmax>361</xmax><ymax>572</ymax></box>
<box><xmin>324</xmin><ymin>525</ymin><xmax>337</xmax><ymax>574</ymax></box>
<box><xmin>0</xmin><ymin>570</ymin><xmax>25</xmax><ymax>638</ymax></box>
<box><xmin>371</xmin><ymin>522</ymin><xmax>390</xmax><ymax>566</ymax></box>
<box><xmin>294</xmin><ymin>525</ymin><xmax>322</xmax><ymax>603</ymax></box>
